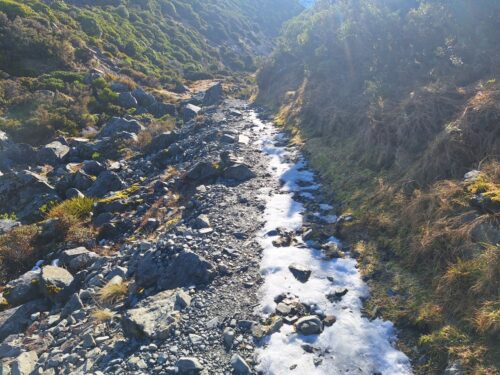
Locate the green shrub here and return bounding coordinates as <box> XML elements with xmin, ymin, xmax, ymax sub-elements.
<box><xmin>47</xmin><ymin>196</ymin><xmax>96</xmax><ymax>221</ymax></box>
<box><xmin>0</xmin><ymin>0</ymin><xmax>33</xmax><ymax>19</ymax></box>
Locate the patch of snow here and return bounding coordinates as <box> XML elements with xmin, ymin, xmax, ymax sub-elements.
<box><xmin>247</xmin><ymin>112</ymin><xmax>412</xmax><ymax>375</ymax></box>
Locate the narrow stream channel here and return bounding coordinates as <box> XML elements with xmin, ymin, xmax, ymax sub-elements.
<box><xmin>245</xmin><ymin>111</ymin><xmax>413</xmax><ymax>375</ymax></box>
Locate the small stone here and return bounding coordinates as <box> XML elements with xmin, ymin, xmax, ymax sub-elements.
<box><xmin>288</xmin><ymin>263</ymin><xmax>312</xmax><ymax>283</ymax></box>
<box><xmin>295</xmin><ymin>316</ymin><xmax>323</xmax><ymax>335</ymax></box>
<box><xmin>276</xmin><ymin>302</ymin><xmax>292</xmax><ymax>316</ymax></box>
<box><xmin>223</xmin><ymin>327</ymin><xmax>235</xmax><ymax>350</ymax></box>
<box><xmin>82</xmin><ymin>333</ymin><xmax>96</xmax><ymax>348</ymax></box>
<box><xmin>323</xmin><ymin>315</ymin><xmax>337</xmax><ymax>327</ymax></box>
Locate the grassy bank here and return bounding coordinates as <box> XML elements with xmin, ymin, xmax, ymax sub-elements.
<box><xmin>257</xmin><ymin>0</ymin><xmax>499</xmax><ymax>372</ymax></box>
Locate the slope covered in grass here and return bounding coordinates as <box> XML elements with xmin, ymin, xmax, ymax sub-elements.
<box><xmin>0</xmin><ymin>0</ymin><xmax>303</xmax><ymax>144</ymax></box>
<box><xmin>257</xmin><ymin>0</ymin><xmax>500</xmax><ymax>373</ymax></box>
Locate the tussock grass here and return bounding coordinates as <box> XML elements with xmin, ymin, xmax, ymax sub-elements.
<box><xmin>0</xmin><ymin>225</ymin><xmax>38</xmax><ymax>283</ymax></box>
<box><xmin>97</xmin><ymin>279</ymin><xmax>128</xmax><ymax>305</ymax></box>
<box><xmin>91</xmin><ymin>308</ymin><xmax>115</xmax><ymax>322</ymax></box>
<box><xmin>47</xmin><ymin>197</ymin><xmax>96</xmax><ymax>221</ymax></box>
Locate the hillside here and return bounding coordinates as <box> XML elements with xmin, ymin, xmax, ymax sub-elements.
<box><xmin>257</xmin><ymin>0</ymin><xmax>500</xmax><ymax>373</ymax></box>
<box><xmin>0</xmin><ymin>0</ymin><xmax>302</xmax><ymax>145</ymax></box>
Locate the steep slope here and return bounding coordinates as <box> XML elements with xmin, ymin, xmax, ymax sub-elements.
<box><xmin>0</xmin><ymin>0</ymin><xmax>303</xmax><ymax>145</ymax></box>
<box><xmin>257</xmin><ymin>0</ymin><xmax>500</xmax><ymax>373</ymax></box>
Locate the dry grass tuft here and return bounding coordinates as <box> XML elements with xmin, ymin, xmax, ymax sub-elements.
<box><xmin>97</xmin><ymin>278</ymin><xmax>128</xmax><ymax>305</ymax></box>
<box><xmin>91</xmin><ymin>308</ymin><xmax>115</xmax><ymax>322</ymax></box>
<box><xmin>0</xmin><ymin>225</ymin><xmax>38</xmax><ymax>283</ymax></box>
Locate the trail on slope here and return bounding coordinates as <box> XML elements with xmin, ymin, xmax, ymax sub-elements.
<box><xmin>244</xmin><ymin>111</ymin><xmax>412</xmax><ymax>375</ymax></box>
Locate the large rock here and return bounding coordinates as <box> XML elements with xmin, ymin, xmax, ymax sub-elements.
<box><xmin>183</xmin><ymin>104</ymin><xmax>201</xmax><ymax>123</ymax></box>
<box><xmin>0</xmin><ymin>170</ymin><xmax>60</xmax><ymax>222</ymax></box>
<box><xmin>37</xmin><ymin>141</ymin><xmax>70</xmax><ymax>165</ymax></box>
<box><xmin>176</xmin><ymin>357</ymin><xmax>204</xmax><ymax>375</ymax></box>
<box><xmin>0</xmin><ymin>299</ymin><xmax>48</xmax><ymax>341</ymax></box>
<box><xmin>3</xmin><ymin>271</ymin><xmax>41</xmax><ymax>307</ymax></box>
<box><xmin>82</xmin><ymin>160</ymin><xmax>106</xmax><ymax>176</ymax></box>
<box><xmin>148</xmin><ymin>102</ymin><xmax>176</xmax><ymax>118</ymax></box>
<box><xmin>122</xmin><ymin>290</ymin><xmax>181</xmax><ymax>339</ymax></box>
<box><xmin>186</xmin><ymin>162</ymin><xmax>220</xmax><ymax>182</ymax></box>
<box><xmin>295</xmin><ymin>316</ymin><xmax>323</xmax><ymax>335</ymax></box>
<box><xmin>98</xmin><ymin>117</ymin><xmax>144</xmax><ymax>138</ymax></box>
<box><xmin>60</xmin><ymin>293</ymin><xmax>84</xmax><ymax>318</ymax></box>
<box><xmin>0</xmin><ymin>219</ymin><xmax>20</xmax><ymax>235</ymax></box>
<box><xmin>72</xmin><ymin>170</ymin><xmax>94</xmax><ymax>191</ymax></box>
<box><xmin>146</xmin><ymin>132</ymin><xmax>179</xmax><ymax>154</ymax></box>
<box><xmin>39</xmin><ymin>266</ymin><xmax>74</xmax><ymax>303</ymax></box>
<box><xmin>202</xmin><ymin>82</ymin><xmax>223</xmax><ymax>106</ymax></box>
<box><xmin>223</xmin><ymin>164</ymin><xmax>256</xmax><ymax>182</ymax></box>
<box><xmin>230</xmin><ymin>354</ymin><xmax>251</xmax><ymax>375</ymax></box>
<box><xmin>60</xmin><ymin>247</ymin><xmax>100</xmax><ymax>273</ymax></box>
<box><xmin>158</xmin><ymin>250</ymin><xmax>215</xmax><ymax>290</ymax></box>
<box><xmin>10</xmin><ymin>351</ymin><xmax>38</xmax><ymax>375</ymax></box>
<box><xmin>132</xmin><ymin>87</ymin><xmax>156</xmax><ymax>107</ymax></box>
<box><xmin>135</xmin><ymin>251</ymin><xmax>160</xmax><ymax>288</ymax></box>
<box><xmin>86</xmin><ymin>171</ymin><xmax>126</xmax><ymax>198</ymax></box>
<box><xmin>117</xmin><ymin>92</ymin><xmax>138</xmax><ymax>109</ymax></box>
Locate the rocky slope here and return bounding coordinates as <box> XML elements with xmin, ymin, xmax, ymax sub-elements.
<box><xmin>0</xmin><ymin>76</ymin><xmax>414</xmax><ymax>374</ymax></box>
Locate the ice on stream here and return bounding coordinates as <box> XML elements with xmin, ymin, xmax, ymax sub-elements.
<box><xmin>247</xmin><ymin>112</ymin><xmax>412</xmax><ymax>375</ymax></box>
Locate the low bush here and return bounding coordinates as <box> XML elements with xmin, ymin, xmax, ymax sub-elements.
<box><xmin>0</xmin><ymin>225</ymin><xmax>38</xmax><ymax>284</ymax></box>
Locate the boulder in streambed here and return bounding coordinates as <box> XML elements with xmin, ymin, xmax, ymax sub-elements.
<box><xmin>288</xmin><ymin>263</ymin><xmax>312</xmax><ymax>283</ymax></box>
<box><xmin>295</xmin><ymin>315</ymin><xmax>323</xmax><ymax>335</ymax></box>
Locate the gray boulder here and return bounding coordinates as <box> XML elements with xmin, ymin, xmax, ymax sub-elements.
<box><xmin>0</xmin><ymin>299</ymin><xmax>48</xmax><ymax>341</ymax></box>
<box><xmin>183</xmin><ymin>104</ymin><xmax>201</xmax><ymax>122</ymax></box>
<box><xmin>0</xmin><ymin>335</ymin><xmax>23</xmax><ymax>358</ymax></box>
<box><xmin>60</xmin><ymin>293</ymin><xmax>84</xmax><ymax>318</ymax></box>
<box><xmin>223</xmin><ymin>164</ymin><xmax>256</xmax><ymax>182</ymax></box>
<box><xmin>295</xmin><ymin>316</ymin><xmax>323</xmax><ymax>335</ymax></box>
<box><xmin>135</xmin><ymin>251</ymin><xmax>160</xmax><ymax>288</ymax></box>
<box><xmin>37</xmin><ymin>141</ymin><xmax>70</xmax><ymax>165</ymax></box>
<box><xmin>73</xmin><ymin>170</ymin><xmax>94</xmax><ymax>191</ymax></box>
<box><xmin>146</xmin><ymin>132</ymin><xmax>179</xmax><ymax>154</ymax></box>
<box><xmin>60</xmin><ymin>247</ymin><xmax>100</xmax><ymax>273</ymax></box>
<box><xmin>98</xmin><ymin>117</ymin><xmax>144</xmax><ymax>138</ymax></box>
<box><xmin>202</xmin><ymin>82</ymin><xmax>223</xmax><ymax>106</ymax></box>
<box><xmin>176</xmin><ymin>357</ymin><xmax>204</xmax><ymax>375</ymax></box>
<box><xmin>0</xmin><ymin>220</ymin><xmax>20</xmax><ymax>235</ymax></box>
<box><xmin>82</xmin><ymin>160</ymin><xmax>106</xmax><ymax>176</ymax></box>
<box><xmin>230</xmin><ymin>354</ymin><xmax>251</xmax><ymax>375</ymax></box>
<box><xmin>186</xmin><ymin>161</ymin><xmax>220</xmax><ymax>182</ymax></box>
<box><xmin>118</xmin><ymin>92</ymin><xmax>138</xmax><ymax>109</ymax></box>
<box><xmin>132</xmin><ymin>87</ymin><xmax>156</xmax><ymax>107</ymax></box>
<box><xmin>10</xmin><ymin>351</ymin><xmax>38</xmax><ymax>375</ymax></box>
<box><xmin>158</xmin><ymin>250</ymin><xmax>215</xmax><ymax>290</ymax></box>
<box><xmin>3</xmin><ymin>271</ymin><xmax>41</xmax><ymax>307</ymax></box>
<box><xmin>192</xmin><ymin>214</ymin><xmax>210</xmax><ymax>229</ymax></box>
<box><xmin>148</xmin><ymin>102</ymin><xmax>176</xmax><ymax>118</ymax></box>
<box><xmin>0</xmin><ymin>170</ymin><xmax>60</xmax><ymax>222</ymax></box>
<box><xmin>86</xmin><ymin>171</ymin><xmax>126</xmax><ymax>198</ymax></box>
<box><xmin>39</xmin><ymin>266</ymin><xmax>74</xmax><ymax>303</ymax></box>
<box><xmin>122</xmin><ymin>290</ymin><xmax>181</xmax><ymax>339</ymax></box>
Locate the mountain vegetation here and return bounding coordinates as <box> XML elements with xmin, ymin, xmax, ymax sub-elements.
<box><xmin>0</xmin><ymin>0</ymin><xmax>302</xmax><ymax>144</ymax></box>
<box><xmin>257</xmin><ymin>0</ymin><xmax>500</xmax><ymax>373</ymax></box>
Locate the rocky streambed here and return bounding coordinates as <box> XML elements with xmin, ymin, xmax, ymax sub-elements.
<box><xmin>0</xmin><ymin>92</ymin><xmax>411</xmax><ymax>374</ymax></box>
